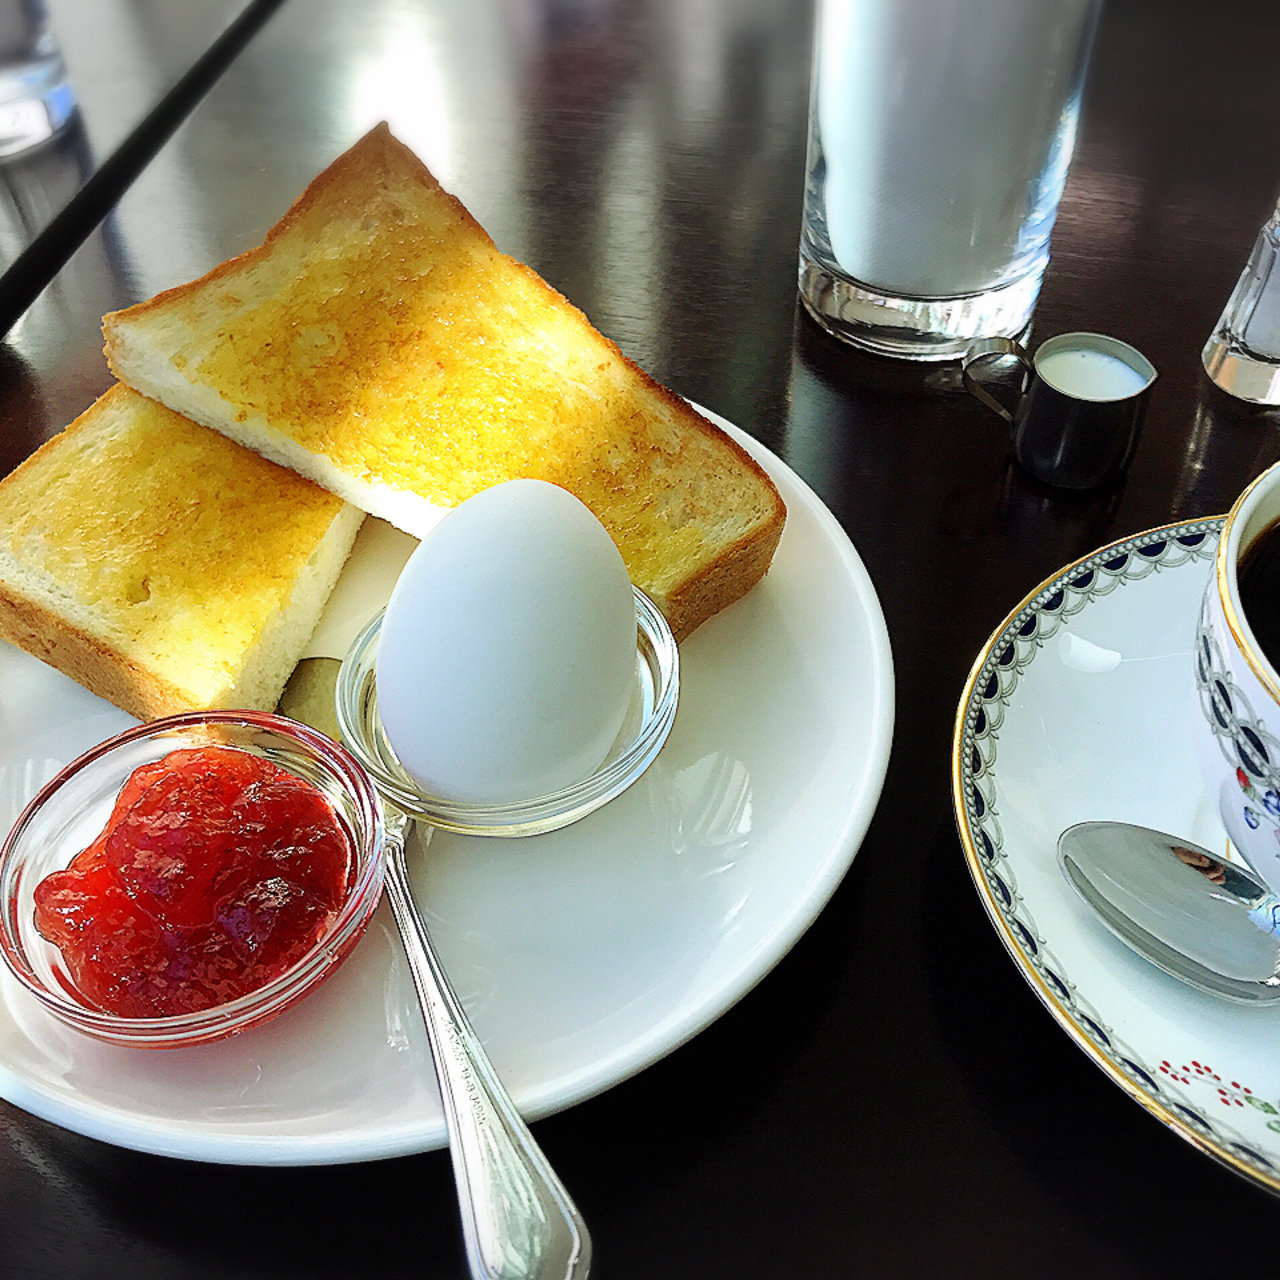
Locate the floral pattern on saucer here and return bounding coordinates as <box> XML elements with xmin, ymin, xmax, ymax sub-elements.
<box><xmin>956</xmin><ymin>519</ymin><xmax>1280</xmax><ymax>1190</ymax></box>
<box><xmin>1158</xmin><ymin>1059</ymin><xmax>1280</xmax><ymax>1129</ymax></box>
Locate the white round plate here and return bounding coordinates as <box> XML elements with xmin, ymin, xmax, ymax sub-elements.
<box><xmin>955</xmin><ymin>517</ymin><xmax>1280</xmax><ymax>1194</ymax></box>
<box><xmin>0</xmin><ymin>412</ymin><xmax>893</xmax><ymax>1165</ymax></box>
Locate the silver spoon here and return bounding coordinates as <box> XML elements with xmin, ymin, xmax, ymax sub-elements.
<box><xmin>279</xmin><ymin>658</ymin><xmax>591</xmax><ymax>1280</ymax></box>
<box><xmin>1057</xmin><ymin>820</ymin><xmax>1280</xmax><ymax>1004</ymax></box>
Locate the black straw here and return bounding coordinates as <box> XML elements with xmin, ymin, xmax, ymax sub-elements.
<box><xmin>0</xmin><ymin>0</ymin><xmax>286</xmax><ymax>337</ymax></box>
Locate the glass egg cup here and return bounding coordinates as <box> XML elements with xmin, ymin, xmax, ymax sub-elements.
<box><xmin>336</xmin><ymin>587</ymin><xmax>680</xmax><ymax>837</ymax></box>
<box><xmin>0</xmin><ymin>712</ymin><xmax>385</xmax><ymax>1049</ymax></box>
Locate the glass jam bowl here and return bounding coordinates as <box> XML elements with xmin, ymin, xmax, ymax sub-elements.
<box><xmin>0</xmin><ymin>712</ymin><xmax>385</xmax><ymax>1049</ymax></box>
<box><xmin>336</xmin><ymin>587</ymin><xmax>680</xmax><ymax>837</ymax></box>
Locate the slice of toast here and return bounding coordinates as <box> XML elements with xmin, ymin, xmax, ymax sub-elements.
<box><xmin>0</xmin><ymin>385</ymin><xmax>363</xmax><ymax>719</ymax></box>
<box><xmin>102</xmin><ymin>124</ymin><xmax>785</xmax><ymax>639</ymax></box>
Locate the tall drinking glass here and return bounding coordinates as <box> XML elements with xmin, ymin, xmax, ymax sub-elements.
<box><xmin>799</xmin><ymin>0</ymin><xmax>1101</xmax><ymax>361</ymax></box>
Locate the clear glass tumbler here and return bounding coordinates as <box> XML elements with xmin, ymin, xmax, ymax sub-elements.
<box><xmin>1202</xmin><ymin>195</ymin><xmax>1280</xmax><ymax>406</ymax></box>
<box><xmin>0</xmin><ymin>0</ymin><xmax>73</xmax><ymax>159</ymax></box>
<box><xmin>799</xmin><ymin>0</ymin><xmax>1101</xmax><ymax>361</ymax></box>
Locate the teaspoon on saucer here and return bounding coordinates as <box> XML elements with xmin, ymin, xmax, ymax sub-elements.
<box><xmin>1057</xmin><ymin>820</ymin><xmax>1280</xmax><ymax>1004</ymax></box>
<box><xmin>280</xmin><ymin>657</ymin><xmax>591</xmax><ymax>1280</ymax></box>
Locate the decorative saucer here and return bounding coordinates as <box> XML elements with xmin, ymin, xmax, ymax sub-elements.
<box><xmin>954</xmin><ymin>518</ymin><xmax>1280</xmax><ymax>1195</ymax></box>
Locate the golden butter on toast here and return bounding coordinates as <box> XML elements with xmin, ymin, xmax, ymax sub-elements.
<box><xmin>103</xmin><ymin>125</ymin><xmax>785</xmax><ymax>639</ymax></box>
<box><xmin>0</xmin><ymin>385</ymin><xmax>363</xmax><ymax>719</ymax></box>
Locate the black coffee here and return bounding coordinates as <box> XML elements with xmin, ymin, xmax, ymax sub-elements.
<box><xmin>1238</xmin><ymin>518</ymin><xmax>1280</xmax><ymax>671</ymax></box>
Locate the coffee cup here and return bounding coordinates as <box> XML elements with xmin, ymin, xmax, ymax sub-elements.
<box><xmin>1194</xmin><ymin>461</ymin><xmax>1280</xmax><ymax>894</ymax></box>
<box><xmin>963</xmin><ymin>332</ymin><xmax>1157</xmax><ymax>489</ymax></box>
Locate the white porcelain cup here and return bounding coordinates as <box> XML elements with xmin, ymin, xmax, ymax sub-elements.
<box><xmin>1194</xmin><ymin>462</ymin><xmax>1280</xmax><ymax>893</ymax></box>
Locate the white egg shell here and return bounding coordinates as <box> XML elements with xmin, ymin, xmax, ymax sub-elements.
<box><xmin>375</xmin><ymin>479</ymin><xmax>638</xmax><ymax>805</ymax></box>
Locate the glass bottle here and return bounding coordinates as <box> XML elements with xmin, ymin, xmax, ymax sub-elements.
<box><xmin>1202</xmin><ymin>196</ymin><xmax>1280</xmax><ymax>406</ymax></box>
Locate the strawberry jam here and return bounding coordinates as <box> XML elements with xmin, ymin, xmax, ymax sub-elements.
<box><xmin>33</xmin><ymin>745</ymin><xmax>356</xmax><ymax>1019</ymax></box>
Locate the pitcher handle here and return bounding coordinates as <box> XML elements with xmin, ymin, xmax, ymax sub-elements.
<box><xmin>962</xmin><ymin>336</ymin><xmax>1032</xmax><ymax>424</ymax></box>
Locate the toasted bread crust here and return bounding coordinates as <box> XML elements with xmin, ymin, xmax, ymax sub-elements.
<box><xmin>662</xmin><ymin>514</ymin><xmax>785</xmax><ymax>641</ymax></box>
<box><xmin>0</xmin><ymin>580</ymin><xmax>193</xmax><ymax>719</ymax></box>
<box><xmin>104</xmin><ymin>125</ymin><xmax>786</xmax><ymax>638</ymax></box>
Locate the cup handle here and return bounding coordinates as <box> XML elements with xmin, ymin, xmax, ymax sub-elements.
<box><xmin>962</xmin><ymin>336</ymin><xmax>1032</xmax><ymax>424</ymax></box>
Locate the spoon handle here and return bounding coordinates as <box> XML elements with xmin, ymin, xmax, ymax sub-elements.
<box><xmin>383</xmin><ymin>825</ymin><xmax>591</xmax><ymax>1280</ymax></box>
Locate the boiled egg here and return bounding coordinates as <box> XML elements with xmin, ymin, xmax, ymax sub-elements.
<box><xmin>375</xmin><ymin>479</ymin><xmax>638</xmax><ymax>804</ymax></box>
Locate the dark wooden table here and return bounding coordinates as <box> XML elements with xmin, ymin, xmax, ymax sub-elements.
<box><xmin>3</xmin><ymin>1</ymin><xmax>1280</xmax><ymax>1275</ymax></box>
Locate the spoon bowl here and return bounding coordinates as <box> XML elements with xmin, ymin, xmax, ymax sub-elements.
<box><xmin>1057</xmin><ymin>821</ymin><xmax>1280</xmax><ymax>1004</ymax></box>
